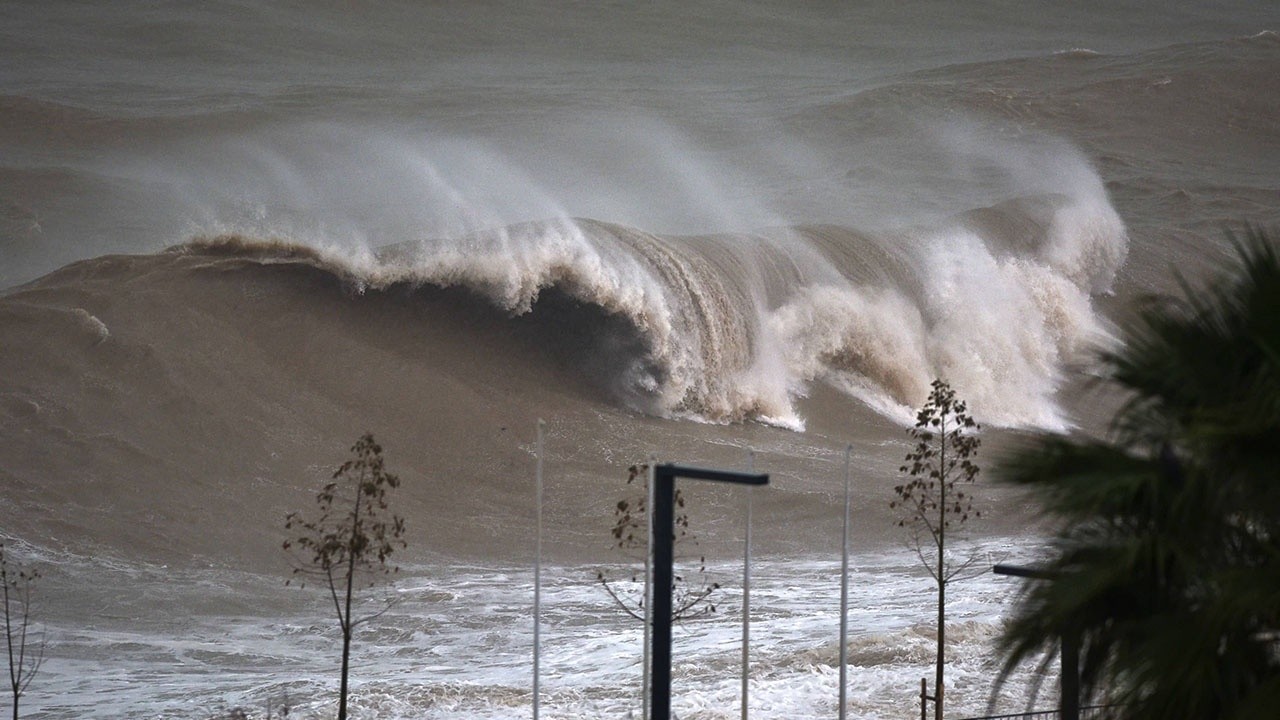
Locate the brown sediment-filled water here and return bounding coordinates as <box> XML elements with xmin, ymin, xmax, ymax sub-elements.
<box><xmin>1</xmin><ymin>2</ymin><xmax>1277</xmax><ymax>717</ymax></box>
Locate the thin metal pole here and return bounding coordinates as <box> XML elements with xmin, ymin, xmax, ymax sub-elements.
<box><xmin>838</xmin><ymin>445</ymin><xmax>852</xmax><ymax>720</ymax></box>
<box><xmin>644</xmin><ymin>458</ymin><xmax>655</xmax><ymax>720</ymax></box>
<box><xmin>651</xmin><ymin>467</ymin><xmax>677</xmax><ymax>720</ymax></box>
<box><xmin>1062</xmin><ymin>632</ymin><xmax>1081</xmax><ymax>720</ymax></box>
<box><xmin>533</xmin><ymin>419</ymin><xmax>545</xmax><ymax>720</ymax></box>
<box><xmin>742</xmin><ymin>450</ymin><xmax>754</xmax><ymax>720</ymax></box>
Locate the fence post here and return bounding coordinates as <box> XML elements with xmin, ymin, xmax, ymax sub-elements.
<box><xmin>921</xmin><ymin>678</ymin><xmax>927</xmax><ymax>720</ymax></box>
<box><xmin>533</xmin><ymin>420</ymin><xmax>544</xmax><ymax>720</ymax></box>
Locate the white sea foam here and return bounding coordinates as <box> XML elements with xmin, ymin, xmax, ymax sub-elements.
<box><xmin>72</xmin><ymin>307</ymin><xmax>111</xmax><ymax>345</ymax></box>
<box><xmin>168</xmin><ymin>116</ymin><xmax>1126</xmax><ymax>435</ymax></box>
<box><xmin>184</xmin><ymin>167</ymin><xmax>1125</xmax><ymax>433</ymax></box>
<box><xmin>28</xmin><ymin>540</ymin><xmax>1056</xmax><ymax>720</ymax></box>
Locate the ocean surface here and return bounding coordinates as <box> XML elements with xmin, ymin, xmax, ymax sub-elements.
<box><xmin>1</xmin><ymin>1</ymin><xmax>1277</xmax><ymax>717</ymax></box>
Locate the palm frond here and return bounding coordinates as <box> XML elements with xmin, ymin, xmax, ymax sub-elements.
<box><xmin>993</xmin><ymin>227</ymin><xmax>1280</xmax><ymax>718</ymax></box>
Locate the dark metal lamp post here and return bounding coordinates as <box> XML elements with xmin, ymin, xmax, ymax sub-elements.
<box><xmin>650</xmin><ymin>464</ymin><xmax>769</xmax><ymax>720</ymax></box>
<box><xmin>993</xmin><ymin>564</ymin><xmax>1079</xmax><ymax>720</ymax></box>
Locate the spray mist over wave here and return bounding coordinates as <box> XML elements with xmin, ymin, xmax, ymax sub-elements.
<box><xmin>181</xmin><ymin>136</ymin><xmax>1125</xmax><ymax>432</ymax></box>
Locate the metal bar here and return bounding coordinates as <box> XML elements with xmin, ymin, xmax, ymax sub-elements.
<box><xmin>1061</xmin><ymin>633</ymin><xmax>1080</xmax><ymax>720</ymax></box>
<box><xmin>533</xmin><ymin>420</ymin><xmax>544</xmax><ymax>720</ymax></box>
<box><xmin>643</xmin><ymin>458</ymin><xmax>655</xmax><ymax>720</ymax></box>
<box><xmin>992</xmin><ymin>564</ymin><xmax>1055</xmax><ymax>580</ymax></box>
<box><xmin>954</xmin><ymin>706</ymin><xmax>1118</xmax><ymax>720</ymax></box>
<box><xmin>955</xmin><ymin>704</ymin><xmax>1120</xmax><ymax>720</ymax></box>
<box><xmin>741</xmin><ymin>451</ymin><xmax>754</xmax><ymax>720</ymax></box>
<box><xmin>651</xmin><ymin>468</ymin><xmax>676</xmax><ymax>720</ymax></box>
<box><xmin>838</xmin><ymin>445</ymin><xmax>852</xmax><ymax>720</ymax></box>
<box><xmin>654</xmin><ymin>464</ymin><xmax>768</xmax><ymax>486</ymax></box>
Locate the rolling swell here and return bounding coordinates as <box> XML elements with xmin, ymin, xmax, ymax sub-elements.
<box><xmin>179</xmin><ymin>180</ymin><xmax>1126</xmax><ymax>431</ymax></box>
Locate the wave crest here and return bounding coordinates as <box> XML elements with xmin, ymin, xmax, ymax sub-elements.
<box><xmin>175</xmin><ymin>187</ymin><xmax>1126</xmax><ymax>430</ymax></box>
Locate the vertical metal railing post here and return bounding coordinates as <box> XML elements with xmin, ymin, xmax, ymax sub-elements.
<box><xmin>838</xmin><ymin>445</ymin><xmax>852</xmax><ymax>720</ymax></box>
<box><xmin>533</xmin><ymin>420</ymin><xmax>544</xmax><ymax>720</ymax></box>
<box><xmin>643</xmin><ymin>458</ymin><xmax>655</xmax><ymax>720</ymax></box>
<box><xmin>921</xmin><ymin>678</ymin><xmax>928</xmax><ymax>720</ymax></box>
<box><xmin>742</xmin><ymin>451</ymin><xmax>754</xmax><ymax>720</ymax></box>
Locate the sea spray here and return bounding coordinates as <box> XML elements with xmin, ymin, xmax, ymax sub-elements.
<box><xmin>175</xmin><ymin>184</ymin><xmax>1125</xmax><ymax>431</ymax></box>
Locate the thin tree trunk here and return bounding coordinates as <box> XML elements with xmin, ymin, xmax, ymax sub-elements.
<box><xmin>936</xmin><ymin>574</ymin><xmax>944</xmax><ymax>720</ymax></box>
<box><xmin>5</xmin><ymin>577</ymin><xmax>17</xmax><ymax>720</ymax></box>
<box><xmin>338</xmin><ymin>483</ymin><xmax>364</xmax><ymax>720</ymax></box>
<box><xmin>338</xmin><ymin>625</ymin><xmax>351</xmax><ymax>720</ymax></box>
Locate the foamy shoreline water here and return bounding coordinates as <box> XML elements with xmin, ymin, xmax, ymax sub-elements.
<box><xmin>27</xmin><ymin>539</ymin><xmax>1054</xmax><ymax>720</ymax></box>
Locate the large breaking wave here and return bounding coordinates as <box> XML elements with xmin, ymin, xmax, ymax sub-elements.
<box><xmin>178</xmin><ymin>159</ymin><xmax>1126</xmax><ymax>432</ymax></box>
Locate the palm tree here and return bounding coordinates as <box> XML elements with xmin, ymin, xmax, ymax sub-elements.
<box><xmin>992</xmin><ymin>228</ymin><xmax>1280</xmax><ymax>720</ymax></box>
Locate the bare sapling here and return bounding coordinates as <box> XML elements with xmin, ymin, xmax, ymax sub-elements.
<box><xmin>890</xmin><ymin>379</ymin><xmax>982</xmax><ymax>720</ymax></box>
<box><xmin>284</xmin><ymin>433</ymin><xmax>407</xmax><ymax>720</ymax></box>
<box><xmin>1</xmin><ymin>544</ymin><xmax>43</xmax><ymax>720</ymax></box>
<box><xmin>596</xmin><ymin>463</ymin><xmax>721</xmax><ymax>622</ymax></box>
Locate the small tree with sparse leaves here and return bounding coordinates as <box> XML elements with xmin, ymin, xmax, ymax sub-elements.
<box><xmin>891</xmin><ymin>379</ymin><xmax>981</xmax><ymax>720</ymax></box>
<box><xmin>1</xmin><ymin>544</ymin><xmax>42</xmax><ymax>720</ymax></box>
<box><xmin>596</xmin><ymin>463</ymin><xmax>721</xmax><ymax>622</ymax></box>
<box><xmin>284</xmin><ymin>433</ymin><xmax>406</xmax><ymax>720</ymax></box>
